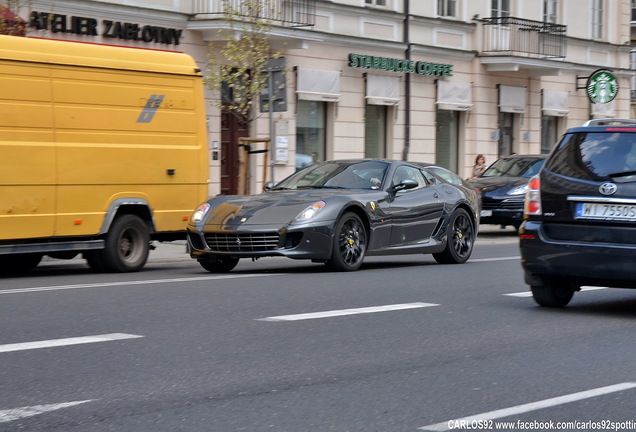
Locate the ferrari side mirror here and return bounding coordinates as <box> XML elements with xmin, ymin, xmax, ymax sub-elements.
<box><xmin>392</xmin><ymin>179</ymin><xmax>418</xmax><ymax>192</ymax></box>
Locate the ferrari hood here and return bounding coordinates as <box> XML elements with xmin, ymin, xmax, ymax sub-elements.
<box><xmin>202</xmin><ymin>189</ymin><xmax>356</xmax><ymax>229</ymax></box>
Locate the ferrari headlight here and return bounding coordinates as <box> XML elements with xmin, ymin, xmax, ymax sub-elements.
<box><xmin>293</xmin><ymin>201</ymin><xmax>326</xmax><ymax>223</ymax></box>
<box><xmin>507</xmin><ymin>184</ymin><xmax>529</xmax><ymax>196</ymax></box>
<box><xmin>191</xmin><ymin>203</ymin><xmax>211</xmax><ymax>223</ymax></box>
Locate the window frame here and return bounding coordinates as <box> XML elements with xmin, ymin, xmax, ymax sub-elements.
<box><xmin>491</xmin><ymin>0</ymin><xmax>511</xmax><ymax>18</ymax></box>
<box><xmin>591</xmin><ymin>0</ymin><xmax>604</xmax><ymax>40</ymax></box>
<box><xmin>365</xmin><ymin>0</ymin><xmax>387</xmax><ymax>7</ymax></box>
<box><xmin>438</xmin><ymin>0</ymin><xmax>457</xmax><ymax>17</ymax></box>
<box><xmin>543</xmin><ymin>0</ymin><xmax>557</xmax><ymax>23</ymax></box>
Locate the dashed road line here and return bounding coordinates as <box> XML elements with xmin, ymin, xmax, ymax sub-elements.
<box><xmin>0</xmin><ymin>333</ymin><xmax>143</xmax><ymax>353</ymax></box>
<box><xmin>257</xmin><ymin>302</ymin><xmax>439</xmax><ymax>321</ymax></box>
<box><xmin>470</xmin><ymin>256</ymin><xmax>520</xmax><ymax>263</ymax></box>
<box><xmin>505</xmin><ymin>286</ymin><xmax>609</xmax><ymax>297</ymax></box>
<box><xmin>0</xmin><ymin>274</ymin><xmax>285</xmax><ymax>295</ymax></box>
<box><xmin>418</xmin><ymin>382</ymin><xmax>636</xmax><ymax>431</ymax></box>
<box><xmin>0</xmin><ymin>400</ymin><xmax>94</xmax><ymax>423</ymax></box>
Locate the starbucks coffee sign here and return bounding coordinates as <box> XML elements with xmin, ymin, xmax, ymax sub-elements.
<box><xmin>586</xmin><ymin>69</ymin><xmax>618</xmax><ymax>104</ymax></box>
<box><xmin>348</xmin><ymin>53</ymin><xmax>453</xmax><ymax>77</ymax></box>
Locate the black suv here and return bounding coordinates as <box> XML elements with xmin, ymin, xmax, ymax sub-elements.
<box><xmin>520</xmin><ymin>119</ymin><xmax>636</xmax><ymax>307</ymax></box>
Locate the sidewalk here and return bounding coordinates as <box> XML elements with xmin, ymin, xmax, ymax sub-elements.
<box><xmin>149</xmin><ymin>240</ymin><xmax>191</xmax><ymax>262</ymax></box>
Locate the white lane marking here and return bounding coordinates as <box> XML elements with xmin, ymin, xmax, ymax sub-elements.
<box><xmin>505</xmin><ymin>286</ymin><xmax>610</xmax><ymax>297</ymax></box>
<box><xmin>257</xmin><ymin>302</ymin><xmax>439</xmax><ymax>322</ymax></box>
<box><xmin>0</xmin><ymin>400</ymin><xmax>94</xmax><ymax>423</ymax></box>
<box><xmin>0</xmin><ymin>333</ymin><xmax>143</xmax><ymax>353</ymax></box>
<box><xmin>470</xmin><ymin>256</ymin><xmax>520</xmax><ymax>263</ymax></box>
<box><xmin>418</xmin><ymin>382</ymin><xmax>636</xmax><ymax>431</ymax></box>
<box><xmin>0</xmin><ymin>274</ymin><xmax>284</xmax><ymax>295</ymax></box>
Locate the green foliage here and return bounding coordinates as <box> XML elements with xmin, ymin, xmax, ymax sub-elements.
<box><xmin>205</xmin><ymin>0</ymin><xmax>282</xmax><ymax>124</ymax></box>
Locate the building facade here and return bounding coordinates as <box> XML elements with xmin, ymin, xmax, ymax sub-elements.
<box><xmin>11</xmin><ymin>0</ymin><xmax>633</xmax><ymax>195</ymax></box>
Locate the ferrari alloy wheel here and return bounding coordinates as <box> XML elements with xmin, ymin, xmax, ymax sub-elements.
<box><xmin>199</xmin><ymin>256</ymin><xmax>240</xmax><ymax>273</ymax></box>
<box><xmin>433</xmin><ymin>208</ymin><xmax>474</xmax><ymax>264</ymax></box>
<box><xmin>327</xmin><ymin>212</ymin><xmax>367</xmax><ymax>271</ymax></box>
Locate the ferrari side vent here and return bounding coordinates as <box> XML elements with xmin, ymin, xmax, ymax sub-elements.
<box><xmin>204</xmin><ymin>232</ymin><xmax>280</xmax><ymax>252</ymax></box>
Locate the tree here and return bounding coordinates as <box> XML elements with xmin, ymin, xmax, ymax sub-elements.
<box><xmin>205</xmin><ymin>0</ymin><xmax>283</xmax><ymax>125</ymax></box>
<box><xmin>0</xmin><ymin>0</ymin><xmax>27</xmax><ymax>36</ymax></box>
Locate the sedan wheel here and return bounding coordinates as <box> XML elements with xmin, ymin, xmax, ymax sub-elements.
<box><xmin>433</xmin><ymin>208</ymin><xmax>474</xmax><ymax>264</ymax></box>
<box><xmin>326</xmin><ymin>212</ymin><xmax>367</xmax><ymax>271</ymax></box>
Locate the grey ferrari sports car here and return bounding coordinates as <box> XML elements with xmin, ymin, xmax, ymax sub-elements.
<box><xmin>187</xmin><ymin>159</ymin><xmax>479</xmax><ymax>272</ymax></box>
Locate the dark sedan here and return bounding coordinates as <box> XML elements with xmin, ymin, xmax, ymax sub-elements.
<box><xmin>187</xmin><ymin>159</ymin><xmax>479</xmax><ymax>272</ymax></box>
<box><xmin>469</xmin><ymin>154</ymin><xmax>546</xmax><ymax>230</ymax></box>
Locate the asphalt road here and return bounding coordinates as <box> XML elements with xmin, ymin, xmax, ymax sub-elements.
<box><xmin>1</xmin><ymin>226</ymin><xmax>635</xmax><ymax>432</ymax></box>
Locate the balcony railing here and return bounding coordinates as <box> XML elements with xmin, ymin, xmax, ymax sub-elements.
<box><xmin>192</xmin><ymin>0</ymin><xmax>315</xmax><ymax>28</ymax></box>
<box><xmin>481</xmin><ymin>17</ymin><xmax>566</xmax><ymax>59</ymax></box>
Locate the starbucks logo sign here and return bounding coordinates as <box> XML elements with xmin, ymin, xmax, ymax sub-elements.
<box><xmin>586</xmin><ymin>69</ymin><xmax>618</xmax><ymax>104</ymax></box>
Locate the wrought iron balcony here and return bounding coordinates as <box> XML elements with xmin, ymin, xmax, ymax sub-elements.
<box><xmin>480</xmin><ymin>17</ymin><xmax>566</xmax><ymax>59</ymax></box>
<box><xmin>192</xmin><ymin>0</ymin><xmax>315</xmax><ymax>28</ymax></box>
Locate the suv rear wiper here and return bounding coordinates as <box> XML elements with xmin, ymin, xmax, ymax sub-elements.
<box><xmin>608</xmin><ymin>170</ymin><xmax>636</xmax><ymax>178</ymax></box>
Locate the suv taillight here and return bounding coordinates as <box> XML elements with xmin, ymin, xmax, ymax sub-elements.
<box><xmin>524</xmin><ymin>175</ymin><xmax>542</xmax><ymax>215</ymax></box>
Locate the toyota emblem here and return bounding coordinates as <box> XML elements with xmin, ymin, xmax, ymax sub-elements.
<box><xmin>599</xmin><ymin>182</ymin><xmax>617</xmax><ymax>195</ymax></box>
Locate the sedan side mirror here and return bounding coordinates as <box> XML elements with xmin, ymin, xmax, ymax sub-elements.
<box><xmin>263</xmin><ymin>182</ymin><xmax>274</xmax><ymax>192</ymax></box>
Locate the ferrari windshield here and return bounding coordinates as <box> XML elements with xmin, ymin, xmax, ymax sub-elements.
<box><xmin>275</xmin><ymin>160</ymin><xmax>390</xmax><ymax>190</ymax></box>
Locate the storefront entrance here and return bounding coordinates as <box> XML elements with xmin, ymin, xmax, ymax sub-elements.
<box><xmin>220</xmin><ymin>108</ymin><xmax>249</xmax><ymax>195</ymax></box>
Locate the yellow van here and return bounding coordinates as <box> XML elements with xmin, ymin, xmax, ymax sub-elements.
<box><xmin>0</xmin><ymin>35</ymin><xmax>209</xmax><ymax>272</ymax></box>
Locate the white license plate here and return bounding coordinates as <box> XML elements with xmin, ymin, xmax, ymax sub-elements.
<box><xmin>480</xmin><ymin>210</ymin><xmax>492</xmax><ymax>217</ymax></box>
<box><xmin>575</xmin><ymin>202</ymin><xmax>636</xmax><ymax>221</ymax></box>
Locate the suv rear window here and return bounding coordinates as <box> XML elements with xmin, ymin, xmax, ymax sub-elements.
<box><xmin>546</xmin><ymin>131</ymin><xmax>636</xmax><ymax>182</ymax></box>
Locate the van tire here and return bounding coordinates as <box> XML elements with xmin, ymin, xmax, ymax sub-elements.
<box><xmin>86</xmin><ymin>215</ymin><xmax>150</xmax><ymax>273</ymax></box>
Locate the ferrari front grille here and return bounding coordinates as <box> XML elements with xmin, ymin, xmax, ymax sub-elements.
<box><xmin>204</xmin><ymin>232</ymin><xmax>280</xmax><ymax>252</ymax></box>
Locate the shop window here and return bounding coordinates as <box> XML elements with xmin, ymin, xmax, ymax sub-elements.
<box><xmin>541</xmin><ymin>116</ymin><xmax>558</xmax><ymax>154</ymax></box>
<box><xmin>365</xmin><ymin>104</ymin><xmax>387</xmax><ymax>159</ymax></box>
<box><xmin>435</xmin><ymin>109</ymin><xmax>459</xmax><ymax>173</ymax></box>
<box><xmin>296</xmin><ymin>100</ymin><xmax>326</xmax><ymax>171</ymax></box>
<box><xmin>498</xmin><ymin>112</ymin><xmax>514</xmax><ymax>157</ymax></box>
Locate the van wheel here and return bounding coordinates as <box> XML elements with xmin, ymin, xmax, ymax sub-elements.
<box><xmin>531</xmin><ymin>279</ymin><xmax>575</xmax><ymax>308</ymax></box>
<box><xmin>199</xmin><ymin>256</ymin><xmax>239</xmax><ymax>273</ymax></box>
<box><xmin>86</xmin><ymin>215</ymin><xmax>150</xmax><ymax>273</ymax></box>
